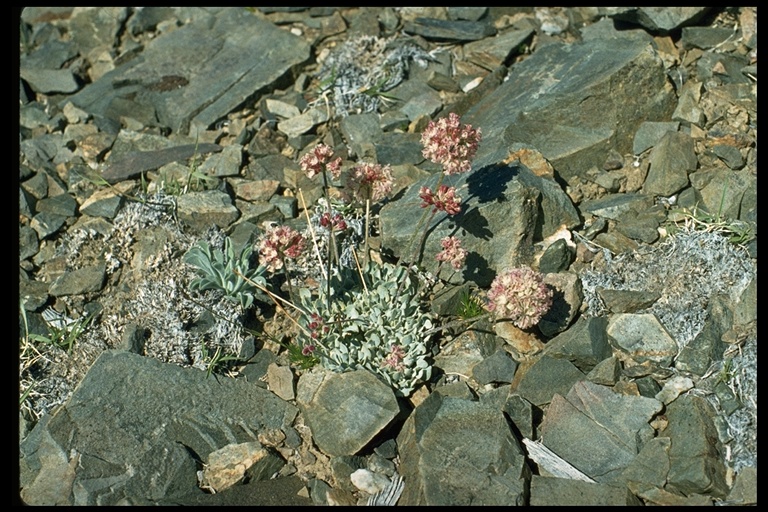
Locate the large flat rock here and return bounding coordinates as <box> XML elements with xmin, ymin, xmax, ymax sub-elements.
<box><xmin>463</xmin><ymin>37</ymin><xmax>676</xmax><ymax>180</ymax></box>
<box><xmin>64</xmin><ymin>8</ymin><xmax>310</xmax><ymax>136</ymax></box>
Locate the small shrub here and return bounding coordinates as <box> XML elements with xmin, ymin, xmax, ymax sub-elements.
<box><xmin>184</xmin><ymin>237</ymin><xmax>267</xmax><ymax>309</ymax></box>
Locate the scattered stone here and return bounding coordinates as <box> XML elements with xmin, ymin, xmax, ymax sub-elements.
<box><xmin>607</xmin><ymin>313</ymin><xmax>679</xmax><ymax>366</ymax></box>
<box><xmin>296</xmin><ymin>369</ymin><xmax>400</xmax><ymax>457</ymax></box>
<box><xmin>175</xmin><ymin>190</ymin><xmax>240</xmax><ymax>232</ymax></box>
<box><xmin>397</xmin><ymin>393</ymin><xmax>529</xmax><ymax>505</ymax></box>
<box><xmin>402</xmin><ymin>17</ymin><xmax>496</xmax><ymax>42</ymax></box>
<box><xmin>471</xmin><ymin>349</ymin><xmax>518</xmax><ymax>385</ymax></box>
<box><xmin>643</xmin><ymin>130</ymin><xmax>697</xmax><ymax>196</ymax></box>
<box><xmin>514</xmin><ymin>355</ymin><xmax>585</xmax><ymax>406</ymax></box>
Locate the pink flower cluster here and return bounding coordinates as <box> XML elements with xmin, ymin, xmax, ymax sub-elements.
<box><xmin>421</xmin><ymin>112</ymin><xmax>481</xmax><ymax>175</ymax></box>
<box><xmin>419</xmin><ymin>184</ymin><xmax>462</xmax><ymax>215</ymax></box>
<box><xmin>347</xmin><ymin>162</ymin><xmax>394</xmax><ymax>203</ymax></box>
<box><xmin>306</xmin><ymin>312</ymin><xmax>329</xmax><ymax>341</ymax></box>
<box><xmin>299</xmin><ymin>143</ymin><xmax>342</xmax><ymax>180</ymax></box>
<box><xmin>436</xmin><ymin>236</ymin><xmax>468</xmax><ymax>271</ymax></box>
<box><xmin>258</xmin><ymin>224</ymin><xmax>306</xmax><ymax>272</ymax></box>
<box><xmin>381</xmin><ymin>344</ymin><xmax>406</xmax><ymax>372</ymax></box>
<box><xmin>319</xmin><ymin>212</ymin><xmax>347</xmax><ymax>232</ymax></box>
<box><xmin>486</xmin><ymin>267</ymin><xmax>553</xmax><ymax>330</ymax></box>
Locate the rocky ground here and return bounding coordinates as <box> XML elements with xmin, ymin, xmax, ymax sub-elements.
<box><xmin>19</xmin><ymin>7</ymin><xmax>756</xmax><ymax>506</ymax></box>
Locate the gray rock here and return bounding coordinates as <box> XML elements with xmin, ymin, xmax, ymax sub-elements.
<box><xmin>608</xmin><ymin>7</ymin><xmax>712</xmax><ymax>34</ymax></box>
<box><xmin>398</xmin><ymin>89</ymin><xmax>444</xmax><ymax>121</ymax></box>
<box><xmin>198</xmin><ymin>144</ymin><xmax>243</xmax><ymax>178</ymax></box>
<box><xmin>30</xmin><ymin>212</ymin><xmax>68</xmax><ymax>240</ymax></box>
<box><xmin>585</xmin><ymin>356</ymin><xmax>621</xmax><ymax>386</ymax></box>
<box><xmin>19</xmin><ymin>225</ymin><xmax>40</xmax><ymax>262</ymax></box>
<box><xmin>78</xmin><ymin>186</ymin><xmax>127</xmax><ymax>219</ymax></box>
<box><xmin>712</xmin><ymin>144</ymin><xmax>745</xmax><ymax>170</ymax></box>
<box><xmin>538</xmin><ymin>238</ymin><xmax>572</xmax><ymax>273</ymax></box>
<box><xmin>579</xmin><ymin>17</ymin><xmax>654</xmax><ymax>43</ymax></box>
<box><xmin>175</xmin><ymin>190</ymin><xmax>240</xmax><ymax>232</ymax></box>
<box><xmin>530</xmin><ymin>475</ymin><xmax>641</xmax><ymax>506</ymax></box>
<box><xmin>402</xmin><ymin>17</ymin><xmax>496</xmax><ymax>42</ymax></box>
<box><xmin>539</xmin><ymin>381</ymin><xmax>662</xmax><ymax>483</ymax></box>
<box><xmin>266</xmin><ymin>363</ymin><xmax>295</xmax><ymax>401</ymax></box>
<box><xmin>643</xmin><ymin>130</ymin><xmax>697</xmax><ymax>196</ymax></box>
<box><xmin>447</xmin><ymin>7</ymin><xmax>487</xmax><ymax>21</ymax></box>
<box><xmin>543</xmin><ymin>316</ymin><xmax>612</xmax><ymax>373</ymax></box>
<box><xmin>596</xmin><ymin>288</ymin><xmax>661</xmax><ymax>314</ymax></box>
<box><xmin>463</xmin><ymin>37</ymin><xmax>675</xmax><ymax>181</ymax></box>
<box><xmin>380</xmin><ymin>161</ymin><xmax>579</xmax><ymax>288</ymax></box>
<box><xmin>66</xmin><ymin>9</ymin><xmax>311</xmax><ymax>135</ymax></box>
<box><xmin>396</xmin><ymin>393</ymin><xmax>529</xmax><ymax>505</ymax></box>
<box><xmin>463</xmin><ymin>27</ymin><xmax>533</xmax><ymax>70</ymax></box>
<box><xmin>339</xmin><ymin>114</ymin><xmax>383</xmax><ymax>159</ymax></box>
<box><xmin>19</xmin><ymin>350</ymin><xmax>298</xmax><ymax>505</ymax></box>
<box><xmin>539</xmin><ymin>271</ymin><xmax>583</xmax><ymax>337</ymax></box>
<box><xmin>296</xmin><ymin>369</ymin><xmax>400</xmax><ymax>457</ymax></box>
<box><xmin>514</xmin><ymin>355</ymin><xmax>585</xmax><ymax>407</ymax></box>
<box><xmin>20</xmin><ymin>68</ymin><xmax>80</xmax><ymax>94</ymax></box>
<box><xmin>607</xmin><ymin>313</ymin><xmax>678</xmax><ymax>366</ymax></box>
<box><xmin>278</xmin><ymin>107</ymin><xmax>330</xmax><ymax>139</ymax></box>
<box><xmin>21</xmin><ymin>38</ymin><xmax>79</xmax><ymax>69</ymax></box>
<box><xmin>663</xmin><ymin>396</ymin><xmax>729</xmax><ymax>499</ymax></box>
<box><xmin>692</xmin><ymin>167</ymin><xmax>754</xmax><ymax>221</ymax></box>
<box><xmin>101</xmin><ymin>142</ymin><xmax>223</xmax><ymax>184</ymax></box>
<box><xmin>471</xmin><ymin>349</ymin><xmax>518</xmax><ymax>385</ymax></box>
<box><xmin>676</xmin><ymin>317</ymin><xmax>725</xmax><ymax>376</ymax></box>
<box><xmin>48</xmin><ymin>263</ymin><xmax>107</xmax><ymax>296</ymax></box>
<box><xmin>632</xmin><ymin>121</ymin><xmax>680</xmax><ymax>155</ymax></box>
<box><xmin>373</xmin><ymin>132</ymin><xmax>425</xmax><ymax>167</ymax></box>
<box><xmin>580</xmin><ymin>193</ymin><xmax>653</xmax><ymax>221</ymax></box>
<box><xmin>696</xmin><ymin>52</ymin><xmax>751</xmax><ymax>85</ymax></box>
<box><xmin>68</xmin><ymin>7</ymin><xmax>129</xmax><ymax>56</ymax></box>
<box><xmin>615</xmin><ymin>211</ymin><xmax>660</xmax><ymax>244</ymax></box>
<box><xmin>672</xmin><ymin>80</ymin><xmax>706</xmax><ymax>126</ymax></box>
<box><xmin>681</xmin><ymin>26</ymin><xmax>738</xmax><ymax>50</ymax></box>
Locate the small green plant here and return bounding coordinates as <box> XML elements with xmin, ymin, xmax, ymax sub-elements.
<box><xmin>456</xmin><ymin>287</ymin><xmax>485</xmax><ymax>320</ymax></box>
<box><xmin>666</xmin><ymin>204</ymin><xmax>755</xmax><ymax>246</ymax></box>
<box><xmin>26</xmin><ymin>306</ymin><xmax>98</xmax><ymax>354</ymax></box>
<box><xmin>184</xmin><ymin>237</ymin><xmax>267</xmax><ymax>309</ymax></box>
<box><xmin>200</xmin><ymin>342</ymin><xmax>242</xmax><ymax>379</ymax></box>
<box><xmin>297</xmin><ymin>260</ymin><xmax>435</xmax><ymax>396</ymax></box>
<box><xmin>665</xmin><ymin>184</ymin><xmax>755</xmax><ymax>247</ymax></box>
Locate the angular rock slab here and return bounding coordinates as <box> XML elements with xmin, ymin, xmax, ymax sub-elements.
<box><xmin>396</xmin><ymin>392</ymin><xmax>529</xmax><ymax>505</ymax></box>
<box><xmin>19</xmin><ymin>350</ymin><xmax>298</xmax><ymax>505</ymax></box>
<box><xmin>295</xmin><ymin>369</ymin><xmax>400</xmax><ymax>457</ymax></box>
<box><xmin>462</xmin><ymin>36</ymin><xmax>675</xmax><ymax>181</ymax></box>
<box><xmin>380</xmin><ymin>160</ymin><xmax>579</xmax><ymax>288</ymax></box>
<box><xmin>538</xmin><ymin>381</ymin><xmax>662</xmax><ymax>484</ymax></box>
<box><xmin>64</xmin><ymin>8</ymin><xmax>311</xmax><ymax>135</ymax></box>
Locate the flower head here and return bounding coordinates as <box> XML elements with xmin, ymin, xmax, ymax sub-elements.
<box><xmin>421</xmin><ymin>113</ymin><xmax>481</xmax><ymax>175</ymax></box>
<box><xmin>258</xmin><ymin>224</ymin><xmax>306</xmax><ymax>272</ymax></box>
<box><xmin>381</xmin><ymin>344</ymin><xmax>406</xmax><ymax>372</ymax></box>
<box><xmin>419</xmin><ymin>184</ymin><xmax>462</xmax><ymax>215</ymax></box>
<box><xmin>347</xmin><ymin>162</ymin><xmax>394</xmax><ymax>203</ymax></box>
<box><xmin>436</xmin><ymin>236</ymin><xmax>468</xmax><ymax>271</ymax></box>
<box><xmin>319</xmin><ymin>212</ymin><xmax>348</xmax><ymax>232</ymax></box>
<box><xmin>486</xmin><ymin>267</ymin><xmax>553</xmax><ymax>330</ymax></box>
<box><xmin>299</xmin><ymin>143</ymin><xmax>342</xmax><ymax>180</ymax></box>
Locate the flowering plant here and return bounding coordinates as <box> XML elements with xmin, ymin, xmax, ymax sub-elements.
<box><xmin>238</xmin><ymin>113</ymin><xmax>551</xmax><ymax>396</ymax></box>
<box><xmin>486</xmin><ymin>267</ymin><xmax>553</xmax><ymax>330</ymax></box>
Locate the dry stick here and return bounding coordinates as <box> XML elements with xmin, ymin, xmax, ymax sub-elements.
<box><xmin>298</xmin><ymin>188</ymin><xmax>327</xmax><ymax>281</ymax></box>
<box><xmin>351</xmin><ymin>245</ymin><xmax>369</xmax><ymax>295</ymax></box>
<box><xmin>233</xmin><ymin>269</ymin><xmax>311</xmax><ymax>338</ymax></box>
<box><xmin>363</xmin><ymin>198</ymin><xmax>371</xmax><ymax>267</ymax></box>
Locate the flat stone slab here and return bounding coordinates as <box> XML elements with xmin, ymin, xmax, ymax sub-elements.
<box><xmin>64</xmin><ymin>8</ymin><xmax>311</xmax><ymax>136</ymax></box>
<box><xmin>463</xmin><ymin>36</ymin><xmax>675</xmax><ymax>180</ymax></box>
